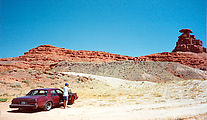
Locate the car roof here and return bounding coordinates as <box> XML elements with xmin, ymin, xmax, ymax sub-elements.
<box><xmin>31</xmin><ymin>88</ymin><xmax>61</xmax><ymax>91</ymax></box>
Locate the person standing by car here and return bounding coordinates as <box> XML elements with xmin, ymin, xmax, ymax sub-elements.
<box><xmin>63</xmin><ymin>83</ymin><xmax>71</xmax><ymax>109</ymax></box>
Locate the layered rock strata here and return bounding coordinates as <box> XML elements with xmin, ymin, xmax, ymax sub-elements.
<box><xmin>0</xmin><ymin>29</ymin><xmax>206</xmax><ymax>71</ymax></box>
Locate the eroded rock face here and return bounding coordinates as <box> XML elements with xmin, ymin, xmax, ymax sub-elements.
<box><xmin>172</xmin><ymin>29</ymin><xmax>207</xmax><ymax>53</ymax></box>
<box><xmin>20</xmin><ymin>45</ymin><xmax>136</xmax><ymax>62</ymax></box>
<box><xmin>137</xmin><ymin>52</ymin><xmax>207</xmax><ymax>71</ymax></box>
<box><xmin>0</xmin><ymin>29</ymin><xmax>206</xmax><ymax>72</ymax></box>
<box><xmin>0</xmin><ymin>45</ymin><xmax>137</xmax><ymax>71</ymax></box>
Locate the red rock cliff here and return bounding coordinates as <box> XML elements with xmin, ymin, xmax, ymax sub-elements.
<box><xmin>0</xmin><ymin>45</ymin><xmax>136</xmax><ymax>71</ymax></box>
<box><xmin>137</xmin><ymin>52</ymin><xmax>207</xmax><ymax>71</ymax></box>
<box><xmin>0</xmin><ymin>29</ymin><xmax>206</xmax><ymax>71</ymax></box>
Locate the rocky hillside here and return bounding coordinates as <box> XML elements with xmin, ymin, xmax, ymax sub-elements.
<box><xmin>0</xmin><ymin>45</ymin><xmax>136</xmax><ymax>71</ymax></box>
<box><xmin>0</xmin><ymin>29</ymin><xmax>206</xmax><ymax>72</ymax></box>
<box><xmin>138</xmin><ymin>52</ymin><xmax>207</xmax><ymax>71</ymax></box>
<box><xmin>52</xmin><ymin>61</ymin><xmax>207</xmax><ymax>82</ymax></box>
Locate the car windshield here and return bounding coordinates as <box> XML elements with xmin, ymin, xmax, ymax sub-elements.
<box><xmin>26</xmin><ymin>90</ymin><xmax>48</xmax><ymax>96</ymax></box>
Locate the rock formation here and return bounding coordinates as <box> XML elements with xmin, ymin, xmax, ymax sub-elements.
<box><xmin>137</xmin><ymin>52</ymin><xmax>207</xmax><ymax>71</ymax></box>
<box><xmin>0</xmin><ymin>45</ymin><xmax>136</xmax><ymax>71</ymax></box>
<box><xmin>0</xmin><ymin>29</ymin><xmax>206</xmax><ymax>72</ymax></box>
<box><xmin>137</xmin><ymin>29</ymin><xmax>207</xmax><ymax>71</ymax></box>
<box><xmin>172</xmin><ymin>29</ymin><xmax>207</xmax><ymax>53</ymax></box>
<box><xmin>20</xmin><ymin>44</ymin><xmax>135</xmax><ymax>62</ymax></box>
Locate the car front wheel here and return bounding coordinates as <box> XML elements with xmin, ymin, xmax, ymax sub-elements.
<box><xmin>43</xmin><ymin>101</ymin><xmax>52</xmax><ymax>111</ymax></box>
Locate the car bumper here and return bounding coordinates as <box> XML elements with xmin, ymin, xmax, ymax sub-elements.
<box><xmin>9</xmin><ymin>104</ymin><xmax>38</xmax><ymax>109</ymax></box>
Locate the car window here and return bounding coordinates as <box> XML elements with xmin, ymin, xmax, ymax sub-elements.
<box><xmin>32</xmin><ymin>90</ymin><xmax>38</xmax><ymax>95</ymax></box>
<box><xmin>56</xmin><ymin>89</ymin><xmax>63</xmax><ymax>94</ymax></box>
<box><xmin>27</xmin><ymin>90</ymin><xmax>47</xmax><ymax>96</ymax></box>
<box><xmin>51</xmin><ymin>90</ymin><xmax>58</xmax><ymax>96</ymax></box>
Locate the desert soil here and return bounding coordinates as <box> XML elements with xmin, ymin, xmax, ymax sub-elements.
<box><xmin>1</xmin><ymin>72</ymin><xmax>207</xmax><ymax>120</ymax></box>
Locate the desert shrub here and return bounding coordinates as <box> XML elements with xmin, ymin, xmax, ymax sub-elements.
<box><xmin>28</xmin><ymin>68</ymin><xmax>33</xmax><ymax>74</ymax></box>
<box><xmin>22</xmin><ymin>80</ymin><xmax>30</xmax><ymax>86</ymax></box>
<box><xmin>10</xmin><ymin>83</ymin><xmax>21</xmax><ymax>88</ymax></box>
<box><xmin>0</xmin><ymin>98</ymin><xmax>8</xmax><ymax>102</ymax></box>
<box><xmin>62</xmin><ymin>76</ymin><xmax>69</xmax><ymax>81</ymax></box>
<box><xmin>152</xmin><ymin>92</ymin><xmax>163</xmax><ymax>97</ymax></box>
<box><xmin>31</xmin><ymin>86</ymin><xmax>36</xmax><ymax>89</ymax></box>
<box><xmin>51</xmin><ymin>82</ymin><xmax>58</xmax><ymax>85</ymax></box>
<box><xmin>3</xmin><ymin>93</ymin><xmax>8</xmax><ymax>96</ymax></box>
<box><xmin>47</xmin><ymin>75</ymin><xmax>55</xmax><ymax>79</ymax></box>
<box><xmin>19</xmin><ymin>69</ymin><xmax>25</xmax><ymax>72</ymax></box>
<box><xmin>0</xmin><ymin>80</ymin><xmax>7</xmax><ymax>84</ymax></box>
<box><xmin>45</xmin><ymin>71</ymin><xmax>54</xmax><ymax>75</ymax></box>
<box><xmin>37</xmin><ymin>84</ymin><xmax>44</xmax><ymax>88</ymax></box>
<box><xmin>51</xmin><ymin>69</ymin><xmax>56</xmax><ymax>72</ymax></box>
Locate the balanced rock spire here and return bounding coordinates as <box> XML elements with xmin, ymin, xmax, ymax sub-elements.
<box><xmin>172</xmin><ymin>29</ymin><xmax>207</xmax><ymax>53</ymax></box>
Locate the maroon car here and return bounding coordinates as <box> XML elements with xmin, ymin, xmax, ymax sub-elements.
<box><xmin>9</xmin><ymin>88</ymin><xmax>78</xmax><ymax>111</ymax></box>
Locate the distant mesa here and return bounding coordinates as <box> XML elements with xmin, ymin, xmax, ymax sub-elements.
<box><xmin>172</xmin><ymin>29</ymin><xmax>207</xmax><ymax>53</ymax></box>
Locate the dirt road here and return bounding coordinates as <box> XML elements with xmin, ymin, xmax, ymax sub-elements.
<box><xmin>1</xmin><ymin>100</ymin><xmax>207</xmax><ymax>120</ymax></box>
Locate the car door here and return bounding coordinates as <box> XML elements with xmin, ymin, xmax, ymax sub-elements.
<box><xmin>55</xmin><ymin>89</ymin><xmax>64</xmax><ymax>104</ymax></box>
<box><xmin>50</xmin><ymin>90</ymin><xmax>60</xmax><ymax>106</ymax></box>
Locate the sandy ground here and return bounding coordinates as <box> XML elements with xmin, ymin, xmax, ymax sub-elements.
<box><xmin>1</xmin><ymin>72</ymin><xmax>207</xmax><ymax>120</ymax></box>
<box><xmin>1</xmin><ymin>100</ymin><xmax>207</xmax><ymax>120</ymax></box>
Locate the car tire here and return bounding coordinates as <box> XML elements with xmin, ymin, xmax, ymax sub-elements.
<box><xmin>43</xmin><ymin>101</ymin><xmax>53</xmax><ymax>111</ymax></box>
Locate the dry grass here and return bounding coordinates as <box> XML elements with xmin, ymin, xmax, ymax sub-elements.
<box><xmin>65</xmin><ymin>76</ymin><xmax>207</xmax><ymax>106</ymax></box>
<box><xmin>1</xmin><ymin>69</ymin><xmax>207</xmax><ymax>120</ymax></box>
<box><xmin>1</xmin><ymin>70</ymin><xmax>207</xmax><ymax>107</ymax></box>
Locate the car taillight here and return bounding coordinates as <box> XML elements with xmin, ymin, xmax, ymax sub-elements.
<box><xmin>12</xmin><ymin>99</ymin><xmax>18</xmax><ymax>104</ymax></box>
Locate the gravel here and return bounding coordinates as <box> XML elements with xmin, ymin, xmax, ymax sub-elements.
<box><xmin>52</xmin><ymin>61</ymin><xmax>207</xmax><ymax>82</ymax></box>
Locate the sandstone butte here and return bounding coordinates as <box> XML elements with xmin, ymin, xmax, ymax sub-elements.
<box><xmin>0</xmin><ymin>29</ymin><xmax>206</xmax><ymax>71</ymax></box>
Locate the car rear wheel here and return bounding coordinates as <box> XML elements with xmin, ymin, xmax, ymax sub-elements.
<box><xmin>43</xmin><ymin>101</ymin><xmax>52</xmax><ymax>111</ymax></box>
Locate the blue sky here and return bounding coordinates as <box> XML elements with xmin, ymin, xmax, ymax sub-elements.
<box><xmin>0</xmin><ymin>0</ymin><xmax>206</xmax><ymax>58</ymax></box>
